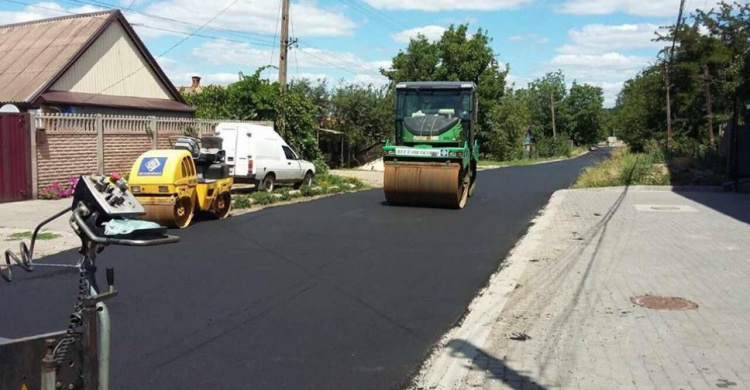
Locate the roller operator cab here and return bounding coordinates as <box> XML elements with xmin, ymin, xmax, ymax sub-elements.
<box><xmin>214</xmin><ymin>122</ymin><xmax>316</xmax><ymax>192</ymax></box>
<box><xmin>382</xmin><ymin>81</ymin><xmax>480</xmax><ymax>209</ymax></box>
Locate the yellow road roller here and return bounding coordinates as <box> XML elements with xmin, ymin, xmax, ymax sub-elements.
<box><xmin>382</xmin><ymin>81</ymin><xmax>479</xmax><ymax>209</ymax></box>
<box><xmin>127</xmin><ymin>136</ymin><xmax>233</xmax><ymax>228</ymax></box>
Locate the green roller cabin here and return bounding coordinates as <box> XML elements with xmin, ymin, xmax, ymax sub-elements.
<box><xmin>382</xmin><ymin>81</ymin><xmax>479</xmax><ymax>209</ymax></box>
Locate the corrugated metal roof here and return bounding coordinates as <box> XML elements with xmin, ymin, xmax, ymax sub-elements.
<box><xmin>0</xmin><ymin>11</ymin><xmax>115</xmax><ymax>104</ymax></box>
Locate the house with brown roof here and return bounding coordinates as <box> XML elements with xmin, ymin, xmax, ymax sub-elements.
<box><xmin>0</xmin><ymin>9</ymin><xmax>194</xmax><ymax>117</ymax></box>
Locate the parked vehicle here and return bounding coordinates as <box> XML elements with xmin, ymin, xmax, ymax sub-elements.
<box><xmin>214</xmin><ymin>122</ymin><xmax>316</xmax><ymax>192</ymax></box>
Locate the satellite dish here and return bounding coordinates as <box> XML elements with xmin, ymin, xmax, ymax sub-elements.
<box><xmin>0</xmin><ymin>104</ymin><xmax>20</xmax><ymax>113</ymax></box>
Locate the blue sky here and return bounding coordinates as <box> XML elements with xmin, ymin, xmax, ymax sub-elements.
<box><xmin>0</xmin><ymin>0</ymin><xmax>735</xmax><ymax>106</ymax></box>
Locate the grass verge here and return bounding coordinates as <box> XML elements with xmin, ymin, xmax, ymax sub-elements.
<box><xmin>231</xmin><ymin>174</ymin><xmax>368</xmax><ymax>210</ymax></box>
<box><xmin>479</xmin><ymin>147</ymin><xmax>589</xmax><ymax>167</ymax></box>
<box><xmin>6</xmin><ymin>231</ymin><xmax>61</xmax><ymax>241</ymax></box>
<box><xmin>572</xmin><ymin>147</ymin><xmax>670</xmax><ymax>188</ymax></box>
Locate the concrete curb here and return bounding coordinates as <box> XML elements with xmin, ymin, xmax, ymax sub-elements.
<box><xmin>565</xmin><ymin>184</ymin><xmax>727</xmax><ymax>193</ymax></box>
<box><xmin>406</xmin><ymin>190</ymin><xmax>569</xmax><ymax>390</ymax></box>
<box><xmin>478</xmin><ymin>150</ymin><xmax>592</xmax><ymax>171</ymax></box>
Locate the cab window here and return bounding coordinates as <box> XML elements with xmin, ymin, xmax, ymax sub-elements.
<box><xmin>282</xmin><ymin>145</ymin><xmax>297</xmax><ymax>160</ymax></box>
<box><xmin>181</xmin><ymin>158</ymin><xmax>190</xmax><ymax>178</ymax></box>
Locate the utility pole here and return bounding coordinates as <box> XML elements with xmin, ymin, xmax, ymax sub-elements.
<box><xmin>662</xmin><ymin>46</ymin><xmax>673</xmax><ymax>144</ymax></box>
<box><xmin>703</xmin><ymin>65</ymin><xmax>715</xmax><ymax>147</ymax></box>
<box><xmin>278</xmin><ymin>0</ymin><xmax>290</xmax><ymax>91</ymax></box>
<box><xmin>277</xmin><ymin>0</ymin><xmax>291</xmax><ymax>137</ymax></box>
<box><xmin>550</xmin><ymin>90</ymin><xmax>557</xmax><ymax>138</ymax></box>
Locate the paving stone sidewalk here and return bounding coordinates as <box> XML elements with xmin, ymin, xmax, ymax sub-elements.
<box><xmin>412</xmin><ymin>187</ymin><xmax>750</xmax><ymax>390</ymax></box>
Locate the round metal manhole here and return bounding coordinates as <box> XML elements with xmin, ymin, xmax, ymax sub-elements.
<box><xmin>631</xmin><ymin>295</ymin><xmax>698</xmax><ymax>310</ymax></box>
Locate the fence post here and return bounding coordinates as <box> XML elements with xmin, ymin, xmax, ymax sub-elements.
<box><xmin>28</xmin><ymin>112</ymin><xmax>38</xmax><ymax>199</ymax></box>
<box><xmin>96</xmin><ymin>114</ymin><xmax>104</xmax><ymax>174</ymax></box>
<box><xmin>150</xmin><ymin>116</ymin><xmax>157</xmax><ymax>149</ymax></box>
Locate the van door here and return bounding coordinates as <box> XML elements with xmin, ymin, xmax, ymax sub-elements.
<box><xmin>281</xmin><ymin>145</ymin><xmax>302</xmax><ymax>182</ymax></box>
<box><xmin>216</xmin><ymin>125</ymin><xmax>241</xmax><ymax>175</ymax></box>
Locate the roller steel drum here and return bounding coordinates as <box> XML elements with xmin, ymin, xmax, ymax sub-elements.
<box><xmin>383</xmin><ymin>162</ymin><xmax>469</xmax><ymax>209</ymax></box>
<box><xmin>140</xmin><ymin>196</ymin><xmax>194</xmax><ymax>229</ymax></box>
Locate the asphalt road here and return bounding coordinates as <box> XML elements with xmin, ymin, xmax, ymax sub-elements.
<box><xmin>1</xmin><ymin>149</ymin><xmax>610</xmax><ymax>390</ymax></box>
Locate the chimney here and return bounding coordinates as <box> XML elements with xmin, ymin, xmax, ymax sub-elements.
<box><xmin>191</xmin><ymin>76</ymin><xmax>201</xmax><ymax>89</ymax></box>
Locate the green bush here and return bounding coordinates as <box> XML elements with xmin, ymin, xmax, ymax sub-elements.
<box><xmin>233</xmin><ymin>194</ymin><xmax>253</xmax><ymax>209</ymax></box>
<box><xmin>536</xmin><ymin>136</ymin><xmax>572</xmax><ymax>158</ymax></box>
<box><xmin>313</xmin><ymin>158</ymin><xmax>330</xmax><ymax>175</ymax></box>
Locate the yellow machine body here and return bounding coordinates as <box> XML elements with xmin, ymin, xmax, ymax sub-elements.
<box><xmin>128</xmin><ymin>149</ymin><xmax>233</xmax><ymax>228</ymax></box>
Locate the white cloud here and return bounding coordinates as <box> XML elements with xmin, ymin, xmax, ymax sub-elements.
<box><xmin>352</xmin><ymin>74</ymin><xmax>389</xmax><ymax>87</ymax></box>
<box><xmin>558</xmin><ymin>0</ymin><xmax>724</xmax><ymax>17</ymax></box>
<box><xmin>391</xmin><ymin>25</ymin><xmax>446</xmax><ymax>43</ymax></box>
<box><xmin>362</xmin><ymin>0</ymin><xmax>535</xmax><ymax>11</ymax></box>
<box><xmin>508</xmin><ymin>33</ymin><xmax>549</xmax><ymax>44</ymax></box>
<box><xmin>506</xmin><ymin>74</ymin><xmax>531</xmax><ymax>88</ymax></box>
<box><xmin>557</xmin><ymin>23</ymin><xmax>666</xmax><ymax>54</ymax></box>
<box><xmin>549</xmin><ymin>52</ymin><xmax>650</xmax><ymax>83</ymax></box>
<box><xmin>0</xmin><ymin>2</ymin><xmax>102</xmax><ymax>24</ymax></box>
<box><xmin>142</xmin><ymin>0</ymin><xmax>356</xmax><ymax>38</ymax></box>
<box><xmin>192</xmin><ymin>40</ymin><xmax>390</xmax><ymax>76</ymax></box>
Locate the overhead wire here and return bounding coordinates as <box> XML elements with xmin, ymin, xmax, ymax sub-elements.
<box><xmin>76</xmin><ymin>0</ymin><xmax>246</xmax><ymax>103</ymax></box>
<box><xmin>290</xmin><ymin>3</ymin><xmax>299</xmax><ymax>78</ymax></box>
<box><xmin>337</xmin><ymin>0</ymin><xmax>404</xmax><ymax>32</ymax></box>
<box><xmin>3</xmin><ymin>0</ymin><xmax>388</xmax><ymax>86</ymax></box>
<box><xmin>267</xmin><ymin>0</ymin><xmax>282</xmax><ymax>79</ymax></box>
<box><xmin>62</xmin><ymin>0</ymin><xmax>278</xmax><ymax>45</ymax></box>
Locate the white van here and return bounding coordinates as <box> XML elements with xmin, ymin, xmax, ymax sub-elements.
<box><xmin>214</xmin><ymin>122</ymin><xmax>316</xmax><ymax>192</ymax></box>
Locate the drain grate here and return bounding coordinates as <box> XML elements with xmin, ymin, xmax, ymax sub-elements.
<box><xmin>634</xmin><ymin>204</ymin><xmax>698</xmax><ymax>213</ymax></box>
<box><xmin>631</xmin><ymin>295</ymin><xmax>698</xmax><ymax>310</ymax></box>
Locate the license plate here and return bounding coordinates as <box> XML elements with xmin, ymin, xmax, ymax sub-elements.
<box><xmin>395</xmin><ymin>147</ymin><xmax>446</xmax><ymax>157</ymax></box>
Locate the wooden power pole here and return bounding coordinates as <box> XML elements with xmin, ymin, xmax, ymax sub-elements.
<box><xmin>662</xmin><ymin>46</ymin><xmax>673</xmax><ymax>144</ymax></box>
<box><xmin>278</xmin><ymin>0</ymin><xmax>290</xmax><ymax>91</ymax></box>
<box><xmin>550</xmin><ymin>90</ymin><xmax>557</xmax><ymax>139</ymax></box>
<box><xmin>277</xmin><ymin>0</ymin><xmax>291</xmax><ymax>137</ymax></box>
<box><xmin>703</xmin><ymin>65</ymin><xmax>715</xmax><ymax>147</ymax></box>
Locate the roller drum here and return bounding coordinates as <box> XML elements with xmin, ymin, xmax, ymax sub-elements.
<box><xmin>383</xmin><ymin>162</ymin><xmax>469</xmax><ymax>209</ymax></box>
<box><xmin>140</xmin><ymin>196</ymin><xmax>194</xmax><ymax>229</ymax></box>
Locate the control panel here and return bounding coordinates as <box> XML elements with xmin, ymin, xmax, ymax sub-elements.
<box><xmin>72</xmin><ymin>173</ymin><xmax>145</xmax><ymax>220</ymax></box>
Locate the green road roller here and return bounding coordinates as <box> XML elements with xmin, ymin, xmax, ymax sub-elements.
<box><xmin>382</xmin><ymin>81</ymin><xmax>479</xmax><ymax>209</ymax></box>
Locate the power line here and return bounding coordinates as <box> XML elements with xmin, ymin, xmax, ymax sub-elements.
<box><xmin>351</xmin><ymin>0</ymin><xmax>407</xmax><ymax>29</ymax></box>
<box><xmin>78</xmin><ymin>0</ymin><xmax>246</xmax><ymax>103</ymax></box>
<box><xmin>337</xmin><ymin>0</ymin><xmax>404</xmax><ymax>32</ymax></box>
<box><xmin>131</xmin><ymin>24</ymin><xmax>277</xmax><ymax>47</ymax></box>
<box><xmin>296</xmin><ymin>38</ymin><xmax>383</xmax><ymax>77</ymax></box>
<box><xmin>62</xmin><ymin>0</ymin><xmax>278</xmax><ymax>45</ymax></box>
<box><xmin>267</xmin><ymin>0</ymin><xmax>282</xmax><ymax>79</ymax></box>
<box><xmin>290</xmin><ymin>4</ymin><xmax>299</xmax><ymax>77</ymax></box>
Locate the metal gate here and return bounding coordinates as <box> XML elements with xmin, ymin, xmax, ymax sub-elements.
<box><xmin>0</xmin><ymin>113</ymin><xmax>31</xmax><ymax>203</ymax></box>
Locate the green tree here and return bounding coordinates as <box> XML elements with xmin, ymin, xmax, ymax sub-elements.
<box><xmin>486</xmin><ymin>88</ymin><xmax>532</xmax><ymax>160</ymax></box>
<box><xmin>563</xmin><ymin>82</ymin><xmax>604</xmax><ymax>145</ymax></box>
<box><xmin>527</xmin><ymin>70</ymin><xmax>567</xmax><ymax>140</ymax></box>
<box><xmin>381</xmin><ymin>23</ymin><xmax>508</xmax><ymax>150</ymax></box>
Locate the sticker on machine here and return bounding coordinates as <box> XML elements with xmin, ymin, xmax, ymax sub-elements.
<box><xmin>394</xmin><ymin>147</ymin><xmax>442</xmax><ymax>157</ymax></box>
<box><xmin>138</xmin><ymin>157</ymin><xmax>167</xmax><ymax>176</ymax></box>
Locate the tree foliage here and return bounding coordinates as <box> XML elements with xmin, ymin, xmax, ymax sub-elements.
<box><xmin>381</xmin><ymin>24</ymin><xmax>509</xmax><ymax>150</ymax></box>
<box><xmin>614</xmin><ymin>1</ymin><xmax>749</xmax><ymax>153</ymax></box>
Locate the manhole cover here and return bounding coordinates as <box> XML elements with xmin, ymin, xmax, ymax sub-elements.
<box><xmin>631</xmin><ymin>295</ymin><xmax>698</xmax><ymax>310</ymax></box>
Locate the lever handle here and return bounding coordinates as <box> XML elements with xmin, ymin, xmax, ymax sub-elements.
<box><xmin>106</xmin><ymin>267</ymin><xmax>114</xmax><ymax>290</ymax></box>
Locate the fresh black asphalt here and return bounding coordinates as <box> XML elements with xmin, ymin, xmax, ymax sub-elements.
<box><xmin>1</xmin><ymin>149</ymin><xmax>609</xmax><ymax>389</ymax></box>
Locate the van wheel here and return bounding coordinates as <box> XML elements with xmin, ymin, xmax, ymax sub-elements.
<box><xmin>259</xmin><ymin>174</ymin><xmax>275</xmax><ymax>192</ymax></box>
<box><xmin>294</xmin><ymin>172</ymin><xmax>314</xmax><ymax>189</ymax></box>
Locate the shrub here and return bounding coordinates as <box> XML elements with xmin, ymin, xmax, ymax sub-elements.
<box><xmin>313</xmin><ymin>158</ymin><xmax>330</xmax><ymax>175</ymax></box>
<box><xmin>536</xmin><ymin>136</ymin><xmax>572</xmax><ymax>158</ymax></box>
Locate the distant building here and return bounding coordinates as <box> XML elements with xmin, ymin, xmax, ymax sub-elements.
<box><xmin>0</xmin><ymin>10</ymin><xmax>194</xmax><ymax>117</ymax></box>
<box><xmin>179</xmin><ymin>76</ymin><xmax>204</xmax><ymax>94</ymax></box>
